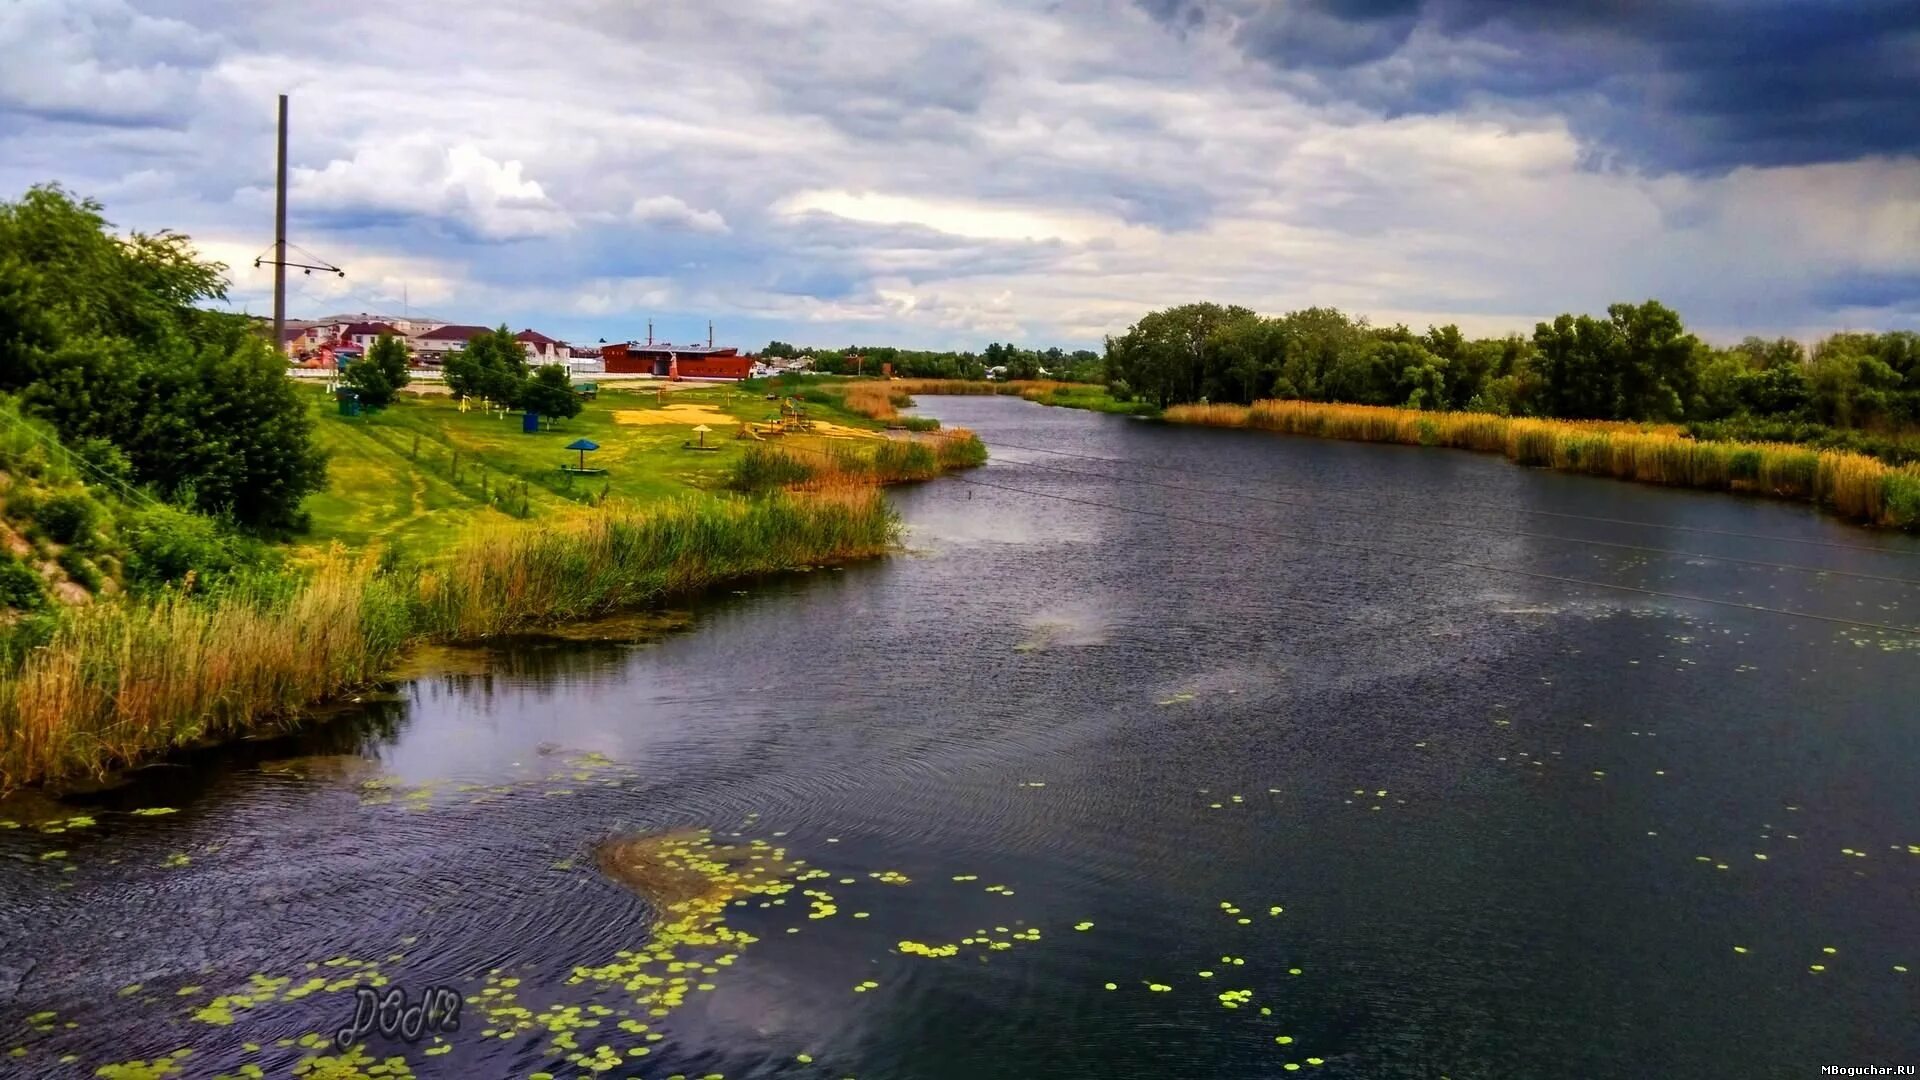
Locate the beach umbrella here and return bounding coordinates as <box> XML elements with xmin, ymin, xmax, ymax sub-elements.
<box><xmin>692</xmin><ymin>424</ymin><xmax>712</xmax><ymax>447</ymax></box>
<box><xmin>565</xmin><ymin>437</ymin><xmax>599</xmax><ymax>470</ymax></box>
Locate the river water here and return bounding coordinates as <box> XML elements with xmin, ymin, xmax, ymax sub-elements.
<box><xmin>3</xmin><ymin>396</ymin><xmax>1917</xmax><ymax>1080</ymax></box>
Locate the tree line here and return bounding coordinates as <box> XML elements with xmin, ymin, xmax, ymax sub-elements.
<box><xmin>761</xmin><ymin>341</ymin><xmax>1104</xmax><ymax>383</ymax></box>
<box><xmin>1101</xmin><ymin>301</ymin><xmax>1920</xmax><ymax>432</ymax></box>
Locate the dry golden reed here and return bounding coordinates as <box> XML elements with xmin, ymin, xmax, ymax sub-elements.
<box><xmin>1164</xmin><ymin>399</ymin><xmax>1920</xmax><ymax>529</ymax></box>
<box><xmin>835</xmin><ymin>379</ymin><xmax>1077</xmax><ymax>422</ymax></box>
<box><xmin>0</xmin><ymin>491</ymin><xmax>899</xmax><ymax>791</ymax></box>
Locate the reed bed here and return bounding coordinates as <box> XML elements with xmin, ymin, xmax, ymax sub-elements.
<box><xmin>729</xmin><ymin>429</ymin><xmax>987</xmax><ymax>492</ymax></box>
<box><xmin>834</xmin><ymin>379</ymin><xmax>1081</xmax><ymax>422</ymax></box>
<box><xmin>0</xmin><ymin>491</ymin><xmax>898</xmax><ymax>790</ymax></box>
<box><xmin>1164</xmin><ymin>399</ymin><xmax>1920</xmax><ymax>529</ymax></box>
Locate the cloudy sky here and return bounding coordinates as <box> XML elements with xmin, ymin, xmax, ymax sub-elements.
<box><xmin>2</xmin><ymin>0</ymin><xmax>1916</xmax><ymax>349</ymax></box>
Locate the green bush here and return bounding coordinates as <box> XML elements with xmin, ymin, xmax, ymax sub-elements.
<box><xmin>121</xmin><ymin>503</ymin><xmax>271</xmax><ymax>590</ymax></box>
<box><xmin>34</xmin><ymin>490</ymin><xmax>99</xmax><ymax>545</ymax></box>
<box><xmin>55</xmin><ymin>547</ymin><xmax>101</xmax><ymax>592</ymax></box>
<box><xmin>0</xmin><ymin>553</ymin><xmax>45</xmax><ymax>610</ymax></box>
<box><xmin>900</xmin><ymin>416</ymin><xmax>941</xmax><ymax>432</ymax></box>
<box><xmin>727</xmin><ymin>446</ymin><xmax>817</xmax><ymax>491</ymax></box>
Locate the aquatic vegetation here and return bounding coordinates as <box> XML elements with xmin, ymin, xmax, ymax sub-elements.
<box><xmin>0</xmin><ymin>490</ymin><xmax>898</xmax><ymax>790</ymax></box>
<box><xmin>727</xmin><ymin>428</ymin><xmax>986</xmax><ymax>492</ymax></box>
<box><xmin>1162</xmin><ymin>398</ymin><xmax>1920</xmax><ymax>530</ymax></box>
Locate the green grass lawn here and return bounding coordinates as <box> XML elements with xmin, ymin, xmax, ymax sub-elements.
<box><xmin>1024</xmin><ymin>384</ymin><xmax>1161</xmax><ymax>416</ymax></box>
<box><xmin>302</xmin><ymin>381</ymin><xmax>889</xmax><ymax>551</ymax></box>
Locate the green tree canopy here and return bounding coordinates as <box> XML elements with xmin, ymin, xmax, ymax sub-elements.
<box><xmin>0</xmin><ymin>185</ymin><xmax>325</xmax><ymax>531</ymax></box>
<box><xmin>444</xmin><ymin>324</ymin><xmax>528</xmax><ymax>406</ymax></box>
<box><xmin>519</xmin><ymin>364</ymin><xmax>583</xmax><ymax>423</ymax></box>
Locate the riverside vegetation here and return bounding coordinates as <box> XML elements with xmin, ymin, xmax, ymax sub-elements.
<box><xmin>1164</xmin><ymin>401</ymin><xmax>1920</xmax><ymax>529</ymax></box>
<box><xmin>0</xmin><ymin>187</ymin><xmax>978</xmax><ymax>791</ymax></box>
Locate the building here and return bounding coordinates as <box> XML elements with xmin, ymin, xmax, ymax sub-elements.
<box><xmin>409</xmin><ymin>324</ymin><xmax>492</xmax><ymax>364</ymax></box>
<box><xmin>316</xmin><ymin>312</ymin><xmax>445</xmax><ymax>337</ymax></box>
<box><xmin>515</xmin><ymin>329</ymin><xmax>572</xmax><ymax>366</ymax></box>
<box><xmin>601</xmin><ymin>342</ymin><xmax>755</xmax><ymax>380</ymax></box>
<box><xmin>566</xmin><ymin>344</ymin><xmax>605</xmax><ymax>375</ymax></box>
<box><xmin>339</xmin><ymin>321</ymin><xmax>404</xmax><ymax>351</ymax></box>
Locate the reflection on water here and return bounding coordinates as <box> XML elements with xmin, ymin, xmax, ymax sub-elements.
<box><xmin>2</xmin><ymin>396</ymin><xmax>1919</xmax><ymax>1079</ymax></box>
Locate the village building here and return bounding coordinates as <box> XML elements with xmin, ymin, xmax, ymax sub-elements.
<box><xmin>408</xmin><ymin>324</ymin><xmax>492</xmax><ymax>364</ymax></box>
<box><xmin>601</xmin><ymin>342</ymin><xmax>755</xmax><ymax>380</ymax></box>
<box><xmin>515</xmin><ymin>329</ymin><xmax>572</xmax><ymax>366</ymax></box>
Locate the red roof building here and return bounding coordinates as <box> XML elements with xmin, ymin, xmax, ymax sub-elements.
<box><xmin>602</xmin><ymin>342</ymin><xmax>754</xmax><ymax>380</ymax></box>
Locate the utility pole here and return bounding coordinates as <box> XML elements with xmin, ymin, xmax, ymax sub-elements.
<box><xmin>273</xmin><ymin>94</ymin><xmax>288</xmax><ymax>351</ymax></box>
<box><xmin>254</xmin><ymin>92</ymin><xmax>344</xmax><ymax>352</ymax></box>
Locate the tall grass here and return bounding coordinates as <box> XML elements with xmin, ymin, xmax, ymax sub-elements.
<box><xmin>1164</xmin><ymin>399</ymin><xmax>1920</xmax><ymax>529</ymax></box>
<box><xmin>0</xmin><ymin>491</ymin><xmax>898</xmax><ymax>790</ymax></box>
<box><xmin>833</xmin><ymin>379</ymin><xmax>1085</xmax><ymax>422</ymax></box>
<box><xmin>729</xmin><ymin>429</ymin><xmax>988</xmax><ymax>492</ymax></box>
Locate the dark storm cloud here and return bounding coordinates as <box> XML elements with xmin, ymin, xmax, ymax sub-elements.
<box><xmin>1144</xmin><ymin>0</ymin><xmax>1920</xmax><ymax>173</ymax></box>
<box><xmin>759</xmin><ymin>35</ymin><xmax>1001</xmax><ymax>143</ymax></box>
<box><xmin>1809</xmin><ymin>270</ymin><xmax>1920</xmax><ymax>314</ymax></box>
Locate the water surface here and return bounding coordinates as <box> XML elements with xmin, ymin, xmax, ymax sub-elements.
<box><xmin>3</xmin><ymin>396</ymin><xmax>1917</xmax><ymax>1080</ymax></box>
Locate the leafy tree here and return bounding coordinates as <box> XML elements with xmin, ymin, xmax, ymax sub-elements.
<box><xmin>0</xmin><ymin>185</ymin><xmax>326</xmax><ymax>530</ymax></box>
<box><xmin>342</xmin><ymin>333</ymin><xmax>410</xmax><ymax>408</ymax></box>
<box><xmin>519</xmin><ymin>364</ymin><xmax>583</xmax><ymax>423</ymax></box>
<box><xmin>443</xmin><ymin>324</ymin><xmax>528</xmax><ymax>406</ymax></box>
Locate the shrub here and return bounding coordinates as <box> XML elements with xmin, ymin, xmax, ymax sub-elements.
<box><xmin>728</xmin><ymin>446</ymin><xmax>817</xmax><ymax>491</ymax></box>
<box><xmin>55</xmin><ymin>547</ymin><xmax>101</xmax><ymax>592</ymax></box>
<box><xmin>34</xmin><ymin>490</ymin><xmax>99</xmax><ymax>545</ymax></box>
<box><xmin>0</xmin><ymin>553</ymin><xmax>44</xmax><ymax>611</ymax></box>
<box><xmin>900</xmin><ymin>416</ymin><xmax>941</xmax><ymax>432</ymax></box>
<box><xmin>120</xmin><ymin>503</ymin><xmax>270</xmax><ymax>590</ymax></box>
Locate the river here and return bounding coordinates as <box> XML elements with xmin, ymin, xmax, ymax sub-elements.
<box><xmin>3</xmin><ymin>396</ymin><xmax>1917</xmax><ymax>1080</ymax></box>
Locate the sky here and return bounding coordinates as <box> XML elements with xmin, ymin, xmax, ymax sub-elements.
<box><xmin>1</xmin><ymin>0</ymin><xmax>1916</xmax><ymax>351</ymax></box>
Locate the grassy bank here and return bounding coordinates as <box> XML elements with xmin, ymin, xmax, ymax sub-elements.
<box><xmin>303</xmin><ymin>380</ymin><xmax>902</xmax><ymax>550</ymax></box>
<box><xmin>1166</xmin><ymin>400</ymin><xmax>1920</xmax><ymax>529</ymax></box>
<box><xmin>0</xmin><ymin>489</ymin><xmax>896</xmax><ymax>791</ymax></box>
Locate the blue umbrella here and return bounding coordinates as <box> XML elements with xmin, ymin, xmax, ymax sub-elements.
<box><xmin>565</xmin><ymin>437</ymin><xmax>599</xmax><ymax>470</ymax></box>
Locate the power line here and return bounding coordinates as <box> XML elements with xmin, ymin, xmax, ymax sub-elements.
<box><xmin>939</xmin><ymin>473</ymin><xmax>1920</xmax><ymax>638</ymax></box>
<box><xmin>0</xmin><ymin>408</ymin><xmax>161</xmax><ymax>508</ymax></box>
<box><xmin>982</xmin><ymin>438</ymin><xmax>1920</xmax><ymax>559</ymax></box>
<box><xmin>984</xmin><ymin>450</ymin><xmax>1920</xmax><ymax>588</ymax></box>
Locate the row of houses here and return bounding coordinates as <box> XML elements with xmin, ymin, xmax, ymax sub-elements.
<box><xmin>280</xmin><ymin>314</ymin><xmax>810</xmax><ymax>383</ymax></box>
<box><xmin>282</xmin><ymin>314</ymin><xmax>586</xmax><ymax>371</ymax></box>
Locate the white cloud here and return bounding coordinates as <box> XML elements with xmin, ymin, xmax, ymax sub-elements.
<box><xmin>0</xmin><ymin>0</ymin><xmax>216</xmax><ymax>126</ymax></box>
<box><xmin>1</xmin><ymin>0</ymin><xmax>1913</xmax><ymax>347</ymax></box>
<box><xmin>286</xmin><ymin>139</ymin><xmax>572</xmax><ymax>240</ymax></box>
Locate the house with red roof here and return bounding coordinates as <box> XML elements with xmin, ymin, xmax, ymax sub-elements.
<box><xmin>515</xmin><ymin>329</ymin><xmax>572</xmax><ymax>366</ymax></box>
<box><xmin>339</xmin><ymin>321</ymin><xmax>403</xmax><ymax>351</ymax></box>
<box><xmin>408</xmin><ymin>324</ymin><xmax>492</xmax><ymax>364</ymax></box>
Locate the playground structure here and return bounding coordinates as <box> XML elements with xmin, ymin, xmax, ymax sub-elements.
<box><xmin>736</xmin><ymin>397</ymin><xmax>816</xmax><ymax>441</ymax></box>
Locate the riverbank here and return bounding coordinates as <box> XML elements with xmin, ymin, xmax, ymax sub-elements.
<box><xmin>1166</xmin><ymin>399</ymin><xmax>1920</xmax><ymax>530</ymax></box>
<box><xmin>0</xmin><ymin>489</ymin><xmax>899</xmax><ymax>792</ymax></box>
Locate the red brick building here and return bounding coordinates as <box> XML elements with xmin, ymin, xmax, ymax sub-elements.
<box><xmin>601</xmin><ymin>342</ymin><xmax>754</xmax><ymax>380</ymax></box>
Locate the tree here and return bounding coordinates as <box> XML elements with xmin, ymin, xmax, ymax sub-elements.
<box><xmin>1104</xmin><ymin>303</ymin><xmax>1253</xmax><ymax>407</ymax></box>
<box><xmin>341</xmin><ymin>351</ymin><xmax>394</xmax><ymax>408</ymax></box>
<box><xmin>444</xmin><ymin>324</ymin><xmax>528</xmax><ymax>406</ymax></box>
<box><xmin>0</xmin><ymin>184</ymin><xmax>326</xmax><ymax>531</ymax></box>
<box><xmin>519</xmin><ymin>364</ymin><xmax>583</xmax><ymax>424</ymax></box>
<box><xmin>371</xmin><ymin>333</ymin><xmax>411</xmax><ymax>396</ymax></box>
<box><xmin>342</xmin><ymin>334</ymin><xmax>409</xmax><ymax>408</ymax></box>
